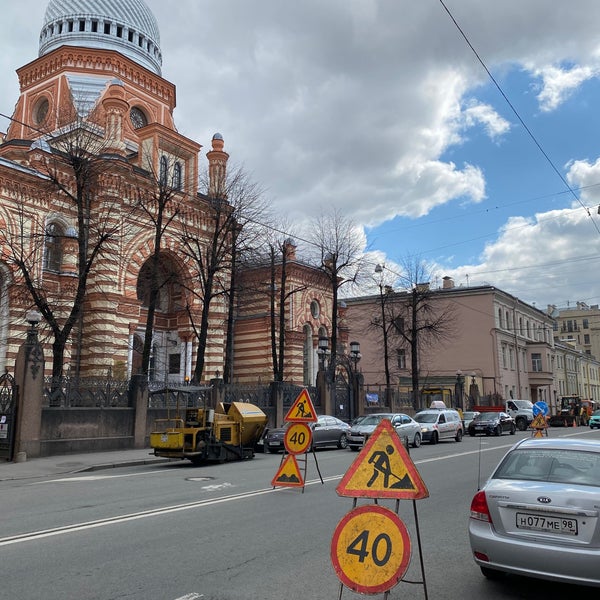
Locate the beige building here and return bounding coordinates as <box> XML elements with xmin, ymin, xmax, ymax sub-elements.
<box><xmin>552</xmin><ymin>302</ymin><xmax>600</xmax><ymax>360</ymax></box>
<box><xmin>343</xmin><ymin>279</ymin><xmax>558</xmax><ymax>411</ymax></box>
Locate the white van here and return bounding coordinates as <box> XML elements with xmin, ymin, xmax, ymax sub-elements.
<box><xmin>414</xmin><ymin>408</ymin><xmax>463</xmax><ymax>444</ymax></box>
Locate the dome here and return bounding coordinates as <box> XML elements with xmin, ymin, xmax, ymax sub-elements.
<box><xmin>39</xmin><ymin>0</ymin><xmax>162</xmax><ymax>75</ymax></box>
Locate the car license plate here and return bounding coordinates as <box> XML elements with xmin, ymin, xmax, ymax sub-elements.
<box><xmin>268</xmin><ymin>441</ymin><xmax>281</xmax><ymax>446</ymax></box>
<box><xmin>516</xmin><ymin>512</ymin><xmax>578</xmax><ymax>535</ymax></box>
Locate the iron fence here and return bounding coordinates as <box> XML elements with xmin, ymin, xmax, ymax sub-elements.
<box><xmin>44</xmin><ymin>376</ymin><xmax>130</xmax><ymax>408</ymax></box>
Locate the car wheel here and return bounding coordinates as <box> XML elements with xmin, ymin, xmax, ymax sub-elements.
<box><xmin>350</xmin><ymin>445</ymin><xmax>359</xmax><ymax>451</ymax></box>
<box><xmin>469</xmin><ymin>431</ymin><xmax>475</xmax><ymax>437</ymax></box>
<box><xmin>455</xmin><ymin>429</ymin><xmax>463</xmax><ymax>442</ymax></box>
<box><xmin>338</xmin><ymin>433</ymin><xmax>348</xmax><ymax>449</ymax></box>
<box><xmin>412</xmin><ymin>432</ymin><xmax>421</xmax><ymax>448</ymax></box>
<box><xmin>480</xmin><ymin>566</ymin><xmax>506</xmax><ymax>580</ymax></box>
<box><xmin>510</xmin><ymin>424</ymin><xmax>516</xmax><ymax>435</ymax></box>
<box><xmin>494</xmin><ymin>425</ymin><xmax>502</xmax><ymax>436</ymax></box>
<box><xmin>430</xmin><ymin>431</ymin><xmax>438</xmax><ymax>445</ymax></box>
<box><xmin>516</xmin><ymin>417</ymin><xmax>527</xmax><ymax>431</ymax></box>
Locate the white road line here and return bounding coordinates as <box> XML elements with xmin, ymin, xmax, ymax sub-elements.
<box><xmin>30</xmin><ymin>469</ymin><xmax>175</xmax><ymax>484</ymax></box>
<box><xmin>174</xmin><ymin>594</ymin><xmax>203</xmax><ymax>600</ymax></box>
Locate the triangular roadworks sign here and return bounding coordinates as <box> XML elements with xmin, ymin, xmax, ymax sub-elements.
<box><xmin>284</xmin><ymin>388</ymin><xmax>317</xmax><ymax>423</ymax></box>
<box><xmin>336</xmin><ymin>419</ymin><xmax>429</xmax><ymax>499</ymax></box>
<box><xmin>271</xmin><ymin>454</ymin><xmax>305</xmax><ymax>488</ymax></box>
<box><xmin>531</xmin><ymin>414</ymin><xmax>547</xmax><ymax>429</ymax></box>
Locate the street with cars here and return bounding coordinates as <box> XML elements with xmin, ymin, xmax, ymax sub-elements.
<box><xmin>1</xmin><ymin>420</ymin><xmax>600</xmax><ymax>599</ymax></box>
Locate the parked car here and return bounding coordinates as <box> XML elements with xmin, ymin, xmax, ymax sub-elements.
<box><xmin>590</xmin><ymin>410</ymin><xmax>600</xmax><ymax>430</ymax></box>
<box><xmin>413</xmin><ymin>408</ymin><xmax>463</xmax><ymax>444</ymax></box>
<box><xmin>469</xmin><ymin>438</ymin><xmax>600</xmax><ymax>587</ymax></box>
<box><xmin>462</xmin><ymin>410</ymin><xmax>480</xmax><ymax>431</ymax></box>
<box><xmin>347</xmin><ymin>413</ymin><xmax>422</xmax><ymax>450</ymax></box>
<box><xmin>468</xmin><ymin>411</ymin><xmax>516</xmax><ymax>437</ymax></box>
<box><xmin>264</xmin><ymin>415</ymin><xmax>350</xmax><ymax>453</ymax></box>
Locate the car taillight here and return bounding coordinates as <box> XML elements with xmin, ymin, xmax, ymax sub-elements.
<box><xmin>470</xmin><ymin>490</ymin><xmax>492</xmax><ymax>523</ymax></box>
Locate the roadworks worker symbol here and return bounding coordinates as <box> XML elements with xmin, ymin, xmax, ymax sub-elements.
<box><xmin>284</xmin><ymin>388</ymin><xmax>317</xmax><ymax>423</ymax></box>
<box><xmin>271</xmin><ymin>454</ymin><xmax>305</xmax><ymax>488</ymax></box>
<box><xmin>531</xmin><ymin>414</ymin><xmax>547</xmax><ymax>429</ymax></box>
<box><xmin>336</xmin><ymin>419</ymin><xmax>429</xmax><ymax>500</ymax></box>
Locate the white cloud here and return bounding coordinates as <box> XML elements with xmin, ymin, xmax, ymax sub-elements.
<box><xmin>533</xmin><ymin>64</ymin><xmax>598</xmax><ymax>111</ymax></box>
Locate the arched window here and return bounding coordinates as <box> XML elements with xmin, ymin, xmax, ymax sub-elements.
<box><xmin>172</xmin><ymin>162</ymin><xmax>182</xmax><ymax>190</ymax></box>
<box><xmin>43</xmin><ymin>222</ymin><xmax>64</xmax><ymax>271</ymax></box>
<box><xmin>159</xmin><ymin>155</ymin><xmax>168</xmax><ymax>186</ymax></box>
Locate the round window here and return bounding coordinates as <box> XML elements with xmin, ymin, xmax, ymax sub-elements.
<box><xmin>33</xmin><ymin>98</ymin><xmax>49</xmax><ymax>125</ymax></box>
<box><xmin>310</xmin><ymin>300</ymin><xmax>320</xmax><ymax>318</ymax></box>
<box><xmin>130</xmin><ymin>107</ymin><xmax>148</xmax><ymax>129</ymax></box>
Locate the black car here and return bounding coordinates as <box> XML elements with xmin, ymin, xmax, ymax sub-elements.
<box><xmin>468</xmin><ymin>411</ymin><xmax>516</xmax><ymax>436</ymax></box>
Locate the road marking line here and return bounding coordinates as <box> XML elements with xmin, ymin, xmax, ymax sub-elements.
<box><xmin>30</xmin><ymin>469</ymin><xmax>174</xmax><ymax>484</ymax></box>
<box><xmin>174</xmin><ymin>594</ymin><xmax>203</xmax><ymax>600</ymax></box>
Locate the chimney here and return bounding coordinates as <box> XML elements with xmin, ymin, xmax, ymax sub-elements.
<box><xmin>442</xmin><ymin>276</ymin><xmax>454</xmax><ymax>289</ymax></box>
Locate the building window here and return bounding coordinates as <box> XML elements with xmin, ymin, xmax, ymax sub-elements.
<box><xmin>168</xmin><ymin>353</ymin><xmax>181</xmax><ymax>375</ymax></box>
<box><xmin>310</xmin><ymin>300</ymin><xmax>320</xmax><ymax>319</ymax></box>
<box><xmin>498</xmin><ymin>308</ymin><xmax>503</xmax><ymax>328</ymax></box>
<box><xmin>585</xmin><ymin>334</ymin><xmax>590</xmax><ymax>344</ymax></box>
<box><xmin>501</xmin><ymin>344</ymin><xmax>507</xmax><ymax>369</ymax></box>
<box><xmin>583</xmin><ymin>318</ymin><xmax>589</xmax><ymax>329</ymax></box>
<box><xmin>43</xmin><ymin>222</ymin><xmax>64</xmax><ymax>272</ymax></box>
<box><xmin>532</xmin><ymin>353</ymin><xmax>542</xmax><ymax>372</ymax></box>
<box><xmin>396</xmin><ymin>348</ymin><xmax>406</xmax><ymax>370</ymax></box>
<box><xmin>159</xmin><ymin>155</ymin><xmax>168</xmax><ymax>185</ymax></box>
<box><xmin>172</xmin><ymin>162</ymin><xmax>182</xmax><ymax>190</ymax></box>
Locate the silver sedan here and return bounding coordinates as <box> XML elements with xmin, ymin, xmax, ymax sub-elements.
<box><xmin>469</xmin><ymin>438</ymin><xmax>600</xmax><ymax>587</ymax></box>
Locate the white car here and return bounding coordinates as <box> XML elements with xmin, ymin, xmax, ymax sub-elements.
<box><xmin>347</xmin><ymin>413</ymin><xmax>421</xmax><ymax>450</ymax></box>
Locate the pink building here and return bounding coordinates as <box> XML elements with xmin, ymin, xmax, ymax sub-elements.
<box><xmin>343</xmin><ymin>279</ymin><xmax>556</xmax><ymax>411</ymax></box>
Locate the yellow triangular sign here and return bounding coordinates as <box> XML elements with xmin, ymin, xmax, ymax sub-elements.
<box><xmin>531</xmin><ymin>414</ymin><xmax>547</xmax><ymax>429</ymax></box>
<box><xmin>336</xmin><ymin>419</ymin><xmax>429</xmax><ymax>500</ymax></box>
<box><xmin>284</xmin><ymin>388</ymin><xmax>317</xmax><ymax>423</ymax></box>
<box><xmin>271</xmin><ymin>454</ymin><xmax>305</xmax><ymax>488</ymax></box>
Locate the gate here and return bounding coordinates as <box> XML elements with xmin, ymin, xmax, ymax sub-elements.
<box><xmin>0</xmin><ymin>372</ymin><xmax>18</xmax><ymax>461</ymax></box>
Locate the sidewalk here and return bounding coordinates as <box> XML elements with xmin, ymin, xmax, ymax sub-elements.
<box><xmin>0</xmin><ymin>448</ymin><xmax>171</xmax><ymax>482</ymax></box>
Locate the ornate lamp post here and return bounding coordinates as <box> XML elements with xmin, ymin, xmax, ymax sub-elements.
<box><xmin>317</xmin><ymin>335</ymin><xmax>330</xmax><ymax>373</ymax></box>
<box><xmin>349</xmin><ymin>341</ymin><xmax>361</xmax><ymax>420</ymax></box>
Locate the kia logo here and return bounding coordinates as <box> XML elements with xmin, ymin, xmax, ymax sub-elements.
<box><xmin>537</xmin><ymin>496</ymin><xmax>552</xmax><ymax>504</ymax></box>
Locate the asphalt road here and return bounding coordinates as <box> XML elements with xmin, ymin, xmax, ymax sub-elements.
<box><xmin>1</xmin><ymin>427</ymin><xmax>599</xmax><ymax>600</ymax></box>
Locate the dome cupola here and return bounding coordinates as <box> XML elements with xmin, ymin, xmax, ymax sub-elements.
<box><xmin>39</xmin><ymin>0</ymin><xmax>162</xmax><ymax>75</ymax></box>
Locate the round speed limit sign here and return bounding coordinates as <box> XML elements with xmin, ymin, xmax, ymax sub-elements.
<box><xmin>284</xmin><ymin>422</ymin><xmax>312</xmax><ymax>454</ymax></box>
<box><xmin>331</xmin><ymin>504</ymin><xmax>411</xmax><ymax>594</ymax></box>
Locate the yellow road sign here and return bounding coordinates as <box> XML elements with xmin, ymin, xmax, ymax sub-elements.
<box><xmin>271</xmin><ymin>454</ymin><xmax>305</xmax><ymax>488</ymax></box>
<box><xmin>336</xmin><ymin>419</ymin><xmax>429</xmax><ymax>499</ymax></box>
<box><xmin>331</xmin><ymin>504</ymin><xmax>411</xmax><ymax>594</ymax></box>
<box><xmin>284</xmin><ymin>388</ymin><xmax>317</xmax><ymax>423</ymax></box>
<box><xmin>284</xmin><ymin>422</ymin><xmax>312</xmax><ymax>454</ymax></box>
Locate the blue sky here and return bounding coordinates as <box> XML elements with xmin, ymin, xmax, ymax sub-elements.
<box><xmin>2</xmin><ymin>1</ymin><xmax>600</xmax><ymax>310</ymax></box>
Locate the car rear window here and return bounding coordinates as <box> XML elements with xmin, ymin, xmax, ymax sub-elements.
<box><xmin>493</xmin><ymin>448</ymin><xmax>600</xmax><ymax>487</ymax></box>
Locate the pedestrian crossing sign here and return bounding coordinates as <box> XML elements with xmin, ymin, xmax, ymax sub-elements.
<box><xmin>284</xmin><ymin>388</ymin><xmax>317</xmax><ymax>423</ymax></box>
<box><xmin>271</xmin><ymin>454</ymin><xmax>305</xmax><ymax>488</ymax></box>
<box><xmin>336</xmin><ymin>419</ymin><xmax>429</xmax><ymax>499</ymax></box>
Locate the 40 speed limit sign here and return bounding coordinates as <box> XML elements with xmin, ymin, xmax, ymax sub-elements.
<box><xmin>330</xmin><ymin>504</ymin><xmax>411</xmax><ymax>594</ymax></box>
<box><xmin>284</xmin><ymin>422</ymin><xmax>312</xmax><ymax>454</ymax></box>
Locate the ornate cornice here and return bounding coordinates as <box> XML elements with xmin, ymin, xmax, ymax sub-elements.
<box><xmin>18</xmin><ymin>47</ymin><xmax>175</xmax><ymax>108</ymax></box>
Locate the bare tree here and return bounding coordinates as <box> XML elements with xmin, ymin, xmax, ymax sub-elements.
<box><xmin>134</xmin><ymin>157</ymin><xmax>186</xmax><ymax>377</ymax></box>
<box><xmin>180</xmin><ymin>165</ymin><xmax>268</xmax><ymax>383</ymax></box>
<box><xmin>0</xmin><ymin>110</ymin><xmax>128</xmax><ymax>379</ymax></box>
<box><xmin>307</xmin><ymin>209</ymin><xmax>364</xmax><ymax>377</ymax></box>
<box><xmin>387</xmin><ymin>256</ymin><xmax>457</xmax><ymax>410</ymax></box>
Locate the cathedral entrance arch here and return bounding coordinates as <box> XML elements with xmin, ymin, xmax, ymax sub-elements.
<box><xmin>134</xmin><ymin>252</ymin><xmax>190</xmax><ymax>383</ymax></box>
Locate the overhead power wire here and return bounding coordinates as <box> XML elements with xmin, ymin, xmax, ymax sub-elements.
<box><xmin>437</xmin><ymin>0</ymin><xmax>600</xmax><ymax>237</ymax></box>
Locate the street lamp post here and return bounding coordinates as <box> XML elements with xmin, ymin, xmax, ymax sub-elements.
<box><xmin>455</xmin><ymin>370</ymin><xmax>465</xmax><ymax>411</ymax></box>
<box><xmin>317</xmin><ymin>335</ymin><xmax>330</xmax><ymax>373</ymax></box>
<box><xmin>349</xmin><ymin>341</ymin><xmax>361</xmax><ymax>420</ymax></box>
